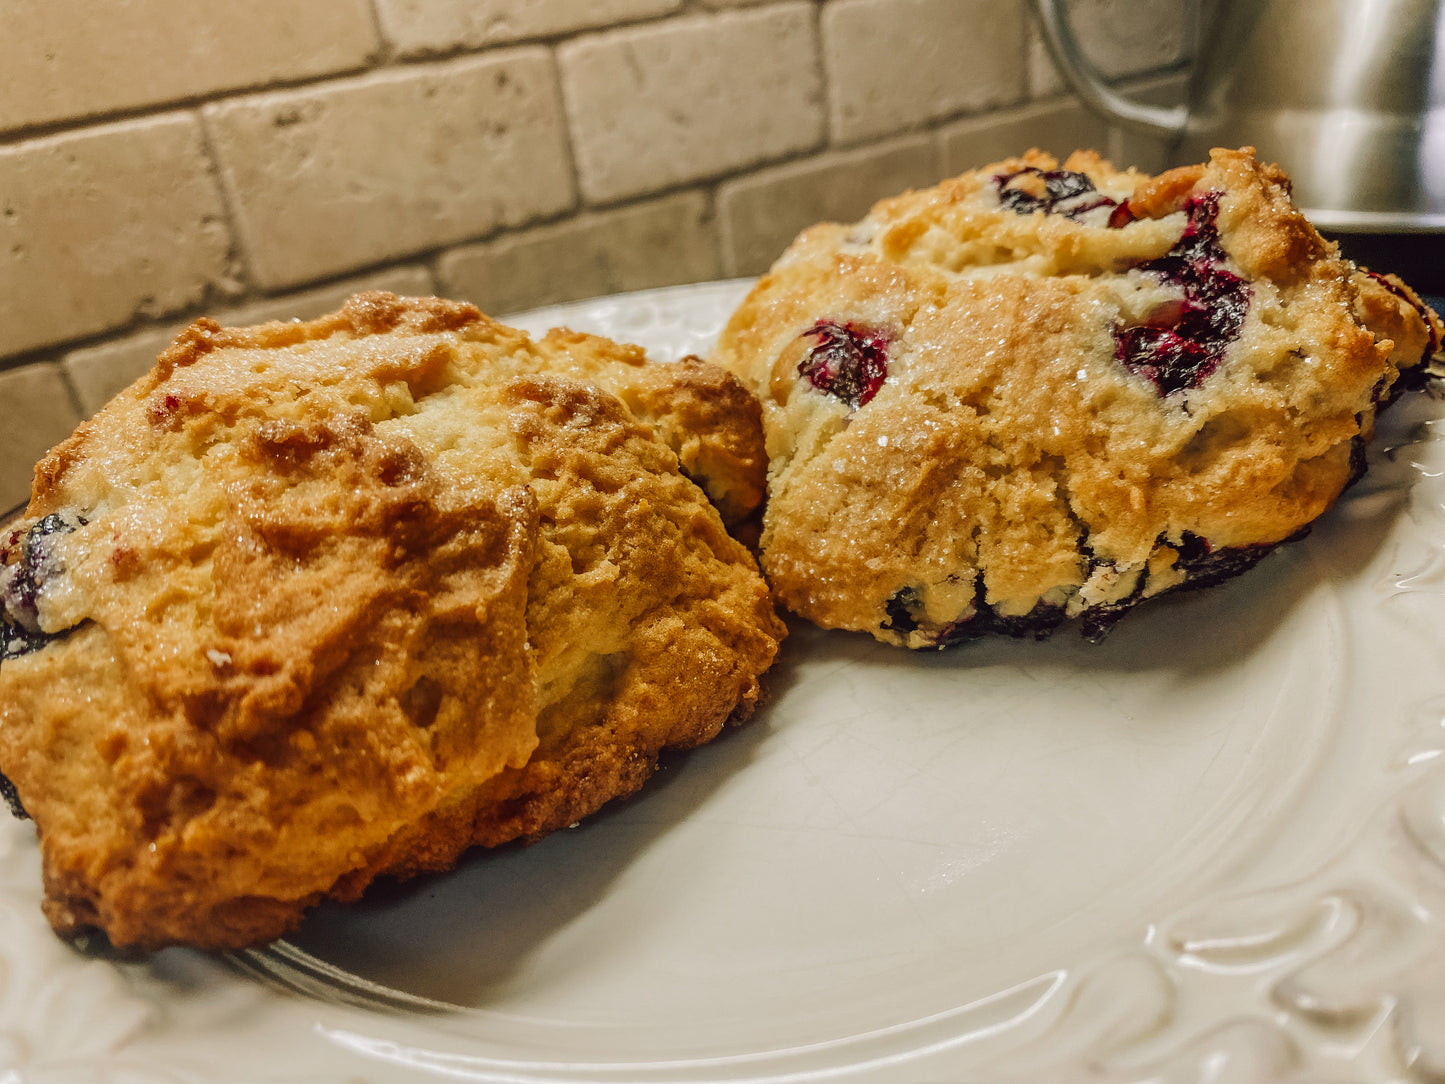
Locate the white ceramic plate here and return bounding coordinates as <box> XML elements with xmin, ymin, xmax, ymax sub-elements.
<box><xmin>5</xmin><ymin>281</ymin><xmax>1445</xmax><ymax>1083</ymax></box>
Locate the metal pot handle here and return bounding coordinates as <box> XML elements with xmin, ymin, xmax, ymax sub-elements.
<box><xmin>1030</xmin><ymin>0</ymin><xmax>1187</xmax><ymax>138</ymax></box>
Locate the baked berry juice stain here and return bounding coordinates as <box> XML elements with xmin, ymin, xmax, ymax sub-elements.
<box><xmin>1112</xmin><ymin>191</ymin><xmax>1251</xmax><ymax>395</ymax></box>
<box><xmin>796</xmin><ymin>320</ymin><xmax>890</xmax><ymax>409</ymax></box>
<box><xmin>994</xmin><ymin>166</ymin><xmax>1129</xmax><ymax>223</ymax></box>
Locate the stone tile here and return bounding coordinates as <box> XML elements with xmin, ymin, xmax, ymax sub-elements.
<box><xmin>1027</xmin><ymin>0</ymin><xmax>1191</xmax><ymax>99</ymax></box>
<box><xmin>375</xmin><ymin>0</ymin><xmax>681</xmax><ymax>55</ymax></box>
<box><xmin>204</xmin><ymin>50</ymin><xmax>576</xmax><ymax>290</ymax></box>
<box><xmin>437</xmin><ymin>191</ymin><xmax>719</xmax><ymax>316</ymax></box>
<box><xmin>62</xmin><ymin>266</ymin><xmax>437</xmax><ymax>419</ymax></box>
<box><xmin>939</xmin><ymin>97</ymin><xmax>1114</xmax><ymax>175</ymax></box>
<box><xmin>0</xmin><ymin>115</ymin><xmax>234</xmax><ymax>360</ymax></box>
<box><xmin>0</xmin><ymin>363</ymin><xmax>82</xmax><ymax>513</ymax></box>
<box><xmin>822</xmin><ymin>0</ymin><xmax>1027</xmax><ymax>144</ymax></box>
<box><xmin>559</xmin><ymin>5</ymin><xmax>824</xmax><ymax>204</ymax></box>
<box><xmin>0</xmin><ymin>0</ymin><xmax>379</xmax><ymax>134</ymax></box>
<box><xmin>718</xmin><ymin>135</ymin><xmax>942</xmax><ymax>276</ymax></box>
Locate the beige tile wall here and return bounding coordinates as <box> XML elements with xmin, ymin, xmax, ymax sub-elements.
<box><xmin>0</xmin><ymin>0</ymin><xmax>1192</xmax><ymax>512</ymax></box>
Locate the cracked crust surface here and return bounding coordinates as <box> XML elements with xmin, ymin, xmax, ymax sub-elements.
<box><xmin>0</xmin><ymin>292</ymin><xmax>784</xmax><ymax>949</ymax></box>
<box><xmin>712</xmin><ymin>148</ymin><xmax>1441</xmax><ymax>647</ymax></box>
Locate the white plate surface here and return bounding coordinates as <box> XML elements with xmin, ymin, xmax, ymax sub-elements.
<box><xmin>5</xmin><ymin>281</ymin><xmax>1445</xmax><ymax>1083</ymax></box>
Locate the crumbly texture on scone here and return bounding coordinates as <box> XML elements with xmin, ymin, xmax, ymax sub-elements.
<box><xmin>712</xmin><ymin>148</ymin><xmax>1442</xmax><ymax>648</ymax></box>
<box><xmin>0</xmin><ymin>292</ymin><xmax>784</xmax><ymax>950</ymax></box>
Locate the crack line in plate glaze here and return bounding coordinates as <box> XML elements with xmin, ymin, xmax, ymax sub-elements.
<box><xmin>0</xmin><ymin>283</ymin><xmax>1442</xmax><ymax>1083</ymax></box>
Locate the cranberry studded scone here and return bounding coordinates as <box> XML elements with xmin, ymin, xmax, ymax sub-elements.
<box><xmin>712</xmin><ymin>148</ymin><xmax>1441</xmax><ymax>648</ymax></box>
<box><xmin>0</xmin><ymin>292</ymin><xmax>785</xmax><ymax>950</ymax></box>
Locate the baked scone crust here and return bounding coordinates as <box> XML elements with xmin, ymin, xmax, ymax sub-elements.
<box><xmin>0</xmin><ymin>292</ymin><xmax>784</xmax><ymax>949</ymax></box>
<box><xmin>712</xmin><ymin>148</ymin><xmax>1441</xmax><ymax>647</ymax></box>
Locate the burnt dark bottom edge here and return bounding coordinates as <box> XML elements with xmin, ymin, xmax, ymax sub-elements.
<box><xmin>883</xmin><ymin>528</ymin><xmax>1301</xmax><ymax>650</ymax></box>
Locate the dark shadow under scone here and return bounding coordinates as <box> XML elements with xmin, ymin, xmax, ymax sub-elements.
<box><xmin>712</xmin><ymin>147</ymin><xmax>1442</xmax><ymax>648</ymax></box>
<box><xmin>0</xmin><ymin>292</ymin><xmax>785</xmax><ymax>950</ymax></box>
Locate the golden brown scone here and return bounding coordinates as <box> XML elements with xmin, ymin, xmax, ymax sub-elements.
<box><xmin>712</xmin><ymin>148</ymin><xmax>1442</xmax><ymax>648</ymax></box>
<box><xmin>0</xmin><ymin>292</ymin><xmax>785</xmax><ymax>950</ymax></box>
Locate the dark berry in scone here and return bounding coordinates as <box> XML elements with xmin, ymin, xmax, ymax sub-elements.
<box><xmin>712</xmin><ymin>148</ymin><xmax>1441</xmax><ymax>648</ymax></box>
<box><xmin>0</xmin><ymin>292</ymin><xmax>784</xmax><ymax>950</ymax></box>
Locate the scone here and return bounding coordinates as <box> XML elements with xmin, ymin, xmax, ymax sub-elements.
<box><xmin>712</xmin><ymin>147</ymin><xmax>1441</xmax><ymax>648</ymax></box>
<box><xmin>0</xmin><ymin>292</ymin><xmax>785</xmax><ymax>950</ymax></box>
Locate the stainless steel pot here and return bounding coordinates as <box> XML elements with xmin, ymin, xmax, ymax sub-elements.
<box><xmin>1032</xmin><ymin>0</ymin><xmax>1445</xmax><ymax>234</ymax></box>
